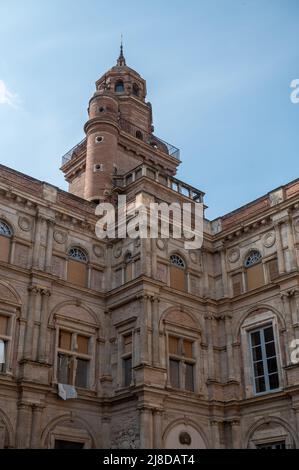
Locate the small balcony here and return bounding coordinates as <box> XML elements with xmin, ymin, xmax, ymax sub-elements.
<box><xmin>113</xmin><ymin>163</ymin><xmax>204</xmax><ymax>203</ymax></box>
<box><xmin>61</xmin><ymin>138</ymin><xmax>86</xmax><ymax>167</ymax></box>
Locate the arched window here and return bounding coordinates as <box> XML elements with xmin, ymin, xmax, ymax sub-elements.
<box><xmin>170</xmin><ymin>254</ymin><xmax>186</xmax><ymax>291</ymax></box>
<box><xmin>135</xmin><ymin>130</ymin><xmax>143</xmax><ymax>140</ymax></box>
<box><xmin>67</xmin><ymin>247</ymin><xmax>88</xmax><ymax>287</ymax></box>
<box><xmin>0</xmin><ymin>220</ymin><xmax>12</xmax><ymax>263</ymax></box>
<box><xmin>244</xmin><ymin>250</ymin><xmax>264</xmax><ymax>291</ymax></box>
<box><xmin>132</xmin><ymin>83</ymin><xmax>139</xmax><ymax>96</ymax></box>
<box><xmin>124</xmin><ymin>252</ymin><xmax>133</xmax><ymax>283</ymax></box>
<box><xmin>115</xmin><ymin>80</ymin><xmax>124</xmax><ymax>93</ymax></box>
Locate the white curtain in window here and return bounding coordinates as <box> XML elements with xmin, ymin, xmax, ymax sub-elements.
<box><xmin>0</xmin><ymin>340</ymin><xmax>5</xmax><ymax>364</ymax></box>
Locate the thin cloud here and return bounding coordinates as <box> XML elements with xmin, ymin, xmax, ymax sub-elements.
<box><xmin>0</xmin><ymin>80</ymin><xmax>20</xmax><ymax>108</ymax></box>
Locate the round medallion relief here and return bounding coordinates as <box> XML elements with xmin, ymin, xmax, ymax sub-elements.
<box><xmin>179</xmin><ymin>432</ymin><xmax>192</xmax><ymax>446</ymax></box>
<box><xmin>263</xmin><ymin>230</ymin><xmax>276</xmax><ymax>248</ymax></box>
<box><xmin>93</xmin><ymin>244</ymin><xmax>104</xmax><ymax>257</ymax></box>
<box><xmin>18</xmin><ymin>216</ymin><xmax>32</xmax><ymax>232</ymax></box>
<box><xmin>156</xmin><ymin>239</ymin><xmax>166</xmax><ymax>250</ymax></box>
<box><xmin>227</xmin><ymin>247</ymin><xmax>240</xmax><ymax>263</ymax></box>
<box><xmin>53</xmin><ymin>230</ymin><xmax>67</xmax><ymax>244</ymax></box>
<box><xmin>113</xmin><ymin>244</ymin><xmax>122</xmax><ymax>259</ymax></box>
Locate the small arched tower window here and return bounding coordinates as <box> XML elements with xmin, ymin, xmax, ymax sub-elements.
<box><xmin>244</xmin><ymin>250</ymin><xmax>264</xmax><ymax>291</ymax></box>
<box><xmin>135</xmin><ymin>130</ymin><xmax>143</xmax><ymax>140</ymax></box>
<box><xmin>115</xmin><ymin>80</ymin><xmax>124</xmax><ymax>93</ymax></box>
<box><xmin>124</xmin><ymin>252</ymin><xmax>133</xmax><ymax>283</ymax></box>
<box><xmin>170</xmin><ymin>254</ymin><xmax>186</xmax><ymax>291</ymax></box>
<box><xmin>132</xmin><ymin>83</ymin><xmax>139</xmax><ymax>96</ymax></box>
<box><xmin>67</xmin><ymin>247</ymin><xmax>88</xmax><ymax>287</ymax></box>
<box><xmin>0</xmin><ymin>220</ymin><xmax>12</xmax><ymax>263</ymax></box>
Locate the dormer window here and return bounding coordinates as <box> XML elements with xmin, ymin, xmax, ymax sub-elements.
<box><xmin>115</xmin><ymin>80</ymin><xmax>124</xmax><ymax>93</ymax></box>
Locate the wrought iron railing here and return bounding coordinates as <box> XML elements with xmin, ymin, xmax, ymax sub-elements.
<box><xmin>61</xmin><ymin>138</ymin><xmax>86</xmax><ymax>166</ymax></box>
<box><xmin>119</xmin><ymin>118</ymin><xmax>180</xmax><ymax>160</ymax></box>
<box><xmin>61</xmin><ymin>118</ymin><xmax>180</xmax><ymax>166</ymax></box>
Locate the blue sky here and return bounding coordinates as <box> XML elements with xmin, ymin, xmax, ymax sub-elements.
<box><xmin>0</xmin><ymin>0</ymin><xmax>298</xmax><ymax>219</ymax></box>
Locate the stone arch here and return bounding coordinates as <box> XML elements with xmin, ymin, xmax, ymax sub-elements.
<box><xmin>0</xmin><ymin>408</ymin><xmax>15</xmax><ymax>448</ymax></box>
<box><xmin>159</xmin><ymin>306</ymin><xmax>202</xmax><ymax>334</ymax></box>
<box><xmin>0</xmin><ymin>280</ymin><xmax>22</xmax><ymax>307</ymax></box>
<box><xmin>48</xmin><ymin>300</ymin><xmax>100</xmax><ymax>328</ymax></box>
<box><xmin>162</xmin><ymin>417</ymin><xmax>209</xmax><ymax>449</ymax></box>
<box><xmin>245</xmin><ymin>416</ymin><xmax>298</xmax><ymax>449</ymax></box>
<box><xmin>41</xmin><ymin>413</ymin><xmax>98</xmax><ymax>449</ymax></box>
<box><xmin>233</xmin><ymin>304</ymin><xmax>286</xmax><ymax>342</ymax></box>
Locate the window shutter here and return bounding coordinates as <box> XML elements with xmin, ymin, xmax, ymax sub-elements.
<box><xmin>59</xmin><ymin>331</ymin><xmax>72</xmax><ymax>351</ymax></box>
<box><xmin>169</xmin><ymin>336</ymin><xmax>179</xmax><ymax>355</ymax></box>
<box><xmin>67</xmin><ymin>259</ymin><xmax>87</xmax><ymax>287</ymax></box>
<box><xmin>170</xmin><ymin>266</ymin><xmax>186</xmax><ymax>291</ymax></box>
<box><xmin>246</xmin><ymin>263</ymin><xmax>265</xmax><ymax>290</ymax></box>
<box><xmin>0</xmin><ymin>316</ymin><xmax>8</xmax><ymax>336</ymax></box>
<box><xmin>58</xmin><ymin>354</ymin><xmax>71</xmax><ymax>384</ymax></box>
<box><xmin>77</xmin><ymin>335</ymin><xmax>89</xmax><ymax>354</ymax></box>
<box><xmin>183</xmin><ymin>340</ymin><xmax>193</xmax><ymax>358</ymax></box>
<box><xmin>0</xmin><ymin>236</ymin><xmax>10</xmax><ymax>263</ymax></box>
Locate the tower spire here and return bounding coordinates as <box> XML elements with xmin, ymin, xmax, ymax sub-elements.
<box><xmin>117</xmin><ymin>35</ymin><xmax>126</xmax><ymax>66</ymax></box>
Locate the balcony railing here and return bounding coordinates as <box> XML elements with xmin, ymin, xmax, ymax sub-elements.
<box><xmin>113</xmin><ymin>163</ymin><xmax>204</xmax><ymax>202</ymax></box>
<box><xmin>61</xmin><ymin>118</ymin><xmax>180</xmax><ymax>166</ymax></box>
<box><xmin>119</xmin><ymin>118</ymin><xmax>180</xmax><ymax>161</ymax></box>
<box><xmin>61</xmin><ymin>138</ymin><xmax>86</xmax><ymax>166</ymax></box>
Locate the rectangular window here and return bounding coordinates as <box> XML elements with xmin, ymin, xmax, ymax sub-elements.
<box><xmin>0</xmin><ymin>316</ymin><xmax>8</xmax><ymax>336</ymax></box>
<box><xmin>123</xmin><ymin>357</ymin><xmax>132</xmax><ymax>387</ymax></box>
<box><xmin>267</xmin><ymin>258</ymin><xmax>279</xmax><ymax>281</ymax></box>
<box><xmin>257</xmin><ymin>441</ymin><xmax>285</xmax><ymax>449</ymax></box>
<box><xmin>75</xmin><ymin>358</ymin><xmax>88</xmax><ymax>388</ymax></box>
<box><xmin>0</xmin><ymin>314</ymin><xmax>10</xmax><ymax>374</ymax></box>
<box><xmin>169</xmin><ymin>358</ymin><xmax>180</xmax><ymax>388</ymax></box>
<box><xmin>57</xmin><ymin>330</ymin><xmax>91</xmax><ymax>389</ymax></box>
<box><xmin>232</xmin><ymin>273</ymin><xmax>243</xmax><ymax>296</ymax></box>
<box><xmin>168</xmin><ymin>336</ymin><xmax>195</xmax><ymax>392</ymax></box>
<box><xmin>185</xmin><ymin>363</ymin><xmax>194</xmax><ymax>391</ymax></box>
<box><xmin>250</xmin><ymin>325</ymin><xmax>279</xmax><ymax>394</ymax></box>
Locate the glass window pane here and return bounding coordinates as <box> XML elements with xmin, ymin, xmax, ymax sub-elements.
<box><xmin>267</xmin><ymin>357</ymin><xmax>278</xmax><ymax>374</ymax></box>
<box><xmin>252</xmin><ymin>346</ymin><xmax>262</xmax><ymax>362</ymax></box>
<box><xmin>185</xmin><ymin>363</ymin><xmax>194</xmax><ymax>391</ymax></box>
<box><xmin>269</xmin><ymin>373</ymin><xmax>279</xmax><ymax>390</ymax></box>
<box><xmin>75</xmin><ymin>358</ymin><xmax>88</xmax><ymax>388</ymax></box>
<box><xmin>253</xmin><ymin>361</ymin><xmax>264</xmax><ymax>377</ymax></box>
<box><xmin>251</xmin><ymin>331</ymin><xmax>261</xmax><ymax>347</ymax></box>
<box><xmin>265</xmin><ymin>341</ymin><xmax>276</xmax><ymax>358</ymax></box>
<box><xmin>0</xmin><ymin>340</ymin><xmax>5</xmax><ymax>368</ymax></box>
<box><xmin>169</xmin><ymin>359</ymin><xmax>180</xmax><ymax>388</ymax></box>
<box><xmin>263</xmin><ymin>326</ymin><xmax>274</xmax><ymax>342</ymax></box>
<box><xmin>124</xmin><ymin>357</ymin><xmax>132</xmax><ymax>387</ymax></box>
<box><xmin>255</xmin><ymin>376</ymin><xmax>266</xmax><ymax>393</ymax></box>
<box><xmin>58</xmin><ymin>354</ymin><xmax>72</xmax><ymax>384</ymax></box>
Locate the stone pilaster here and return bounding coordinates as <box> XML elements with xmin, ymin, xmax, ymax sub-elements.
<box><xmin>37</xmin><ymin>289</ymin><xmax>51</xmax><ymax>362</ymax></box>
<box><xmin>44</xmin><ymin>219</ymin><xmax>55</xmax><ymax>272</ymax></box>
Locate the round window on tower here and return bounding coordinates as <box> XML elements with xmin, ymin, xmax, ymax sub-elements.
<box><xmin>95</xmin><ymin>135</ymin><xmax>104</xmax><ymax>144</ymax></box>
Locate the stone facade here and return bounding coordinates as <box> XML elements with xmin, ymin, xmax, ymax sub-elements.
<box><xmin>0</xmin><ymin>48</ymin><xmax>299</xmax><ymax>449</ymax></box>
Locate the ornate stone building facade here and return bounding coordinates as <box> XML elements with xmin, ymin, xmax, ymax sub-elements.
<box><xmin>0</xmin><ymin>48</ymin><xmax>299</xmax><ymax>449</ymax></box>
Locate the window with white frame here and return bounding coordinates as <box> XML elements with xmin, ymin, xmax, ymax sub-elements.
<box><xmin>122</xmin><ymin>332</ymin><xmax>133</xmax><ymax>387</ymax></box>
<box><xmin>57</xmin><ymin>329</ymin><xmax>91</xmax><ymax>388</ymax></box>
<box><xmin>250</xmin><ymin>324</ymin><xmax>280</xmax><ymax>394</ymax></box>
<box><xmin>168</xmin><ymin>335</ymin><xmax>195</xmax><ymax>391</ymax></box>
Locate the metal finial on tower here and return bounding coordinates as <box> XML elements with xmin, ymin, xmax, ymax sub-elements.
<box><xmin>117</xmin><ymin>34</ymin><xmax>126</xmax><ymax>66</ymax></box>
